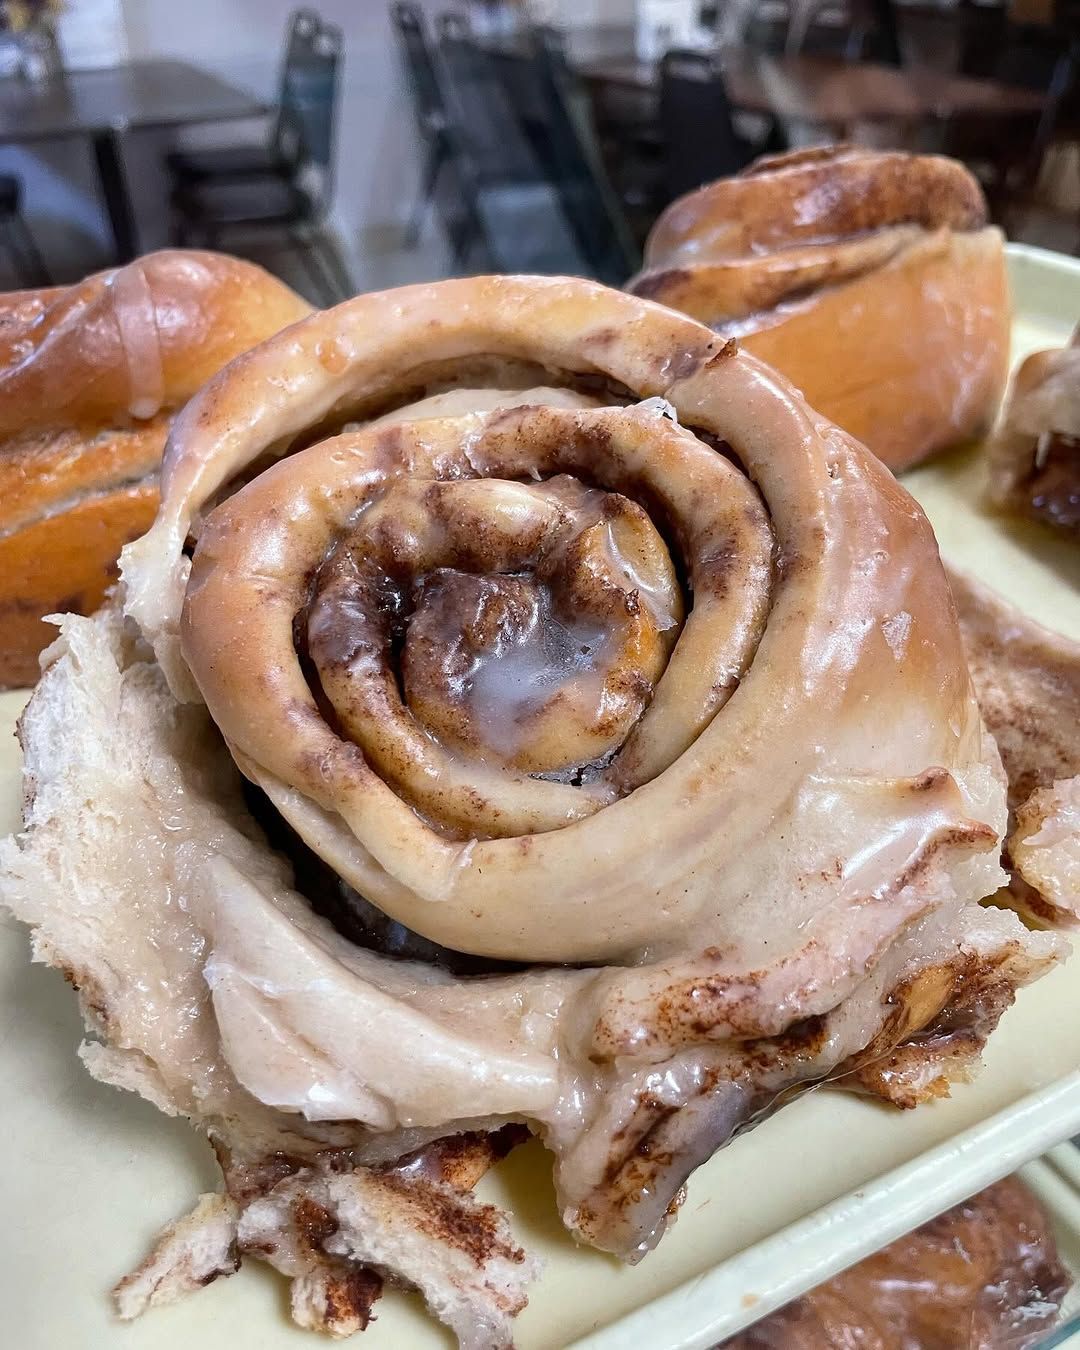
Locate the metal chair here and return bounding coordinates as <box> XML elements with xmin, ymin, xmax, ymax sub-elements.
<box><xmin>784</xmin><ymin>0</ymin><xmax>902</xmax><ymax>63</ymax></box>
<box><xmin>484</xmin><ymin>28</ymin><xmax>640</xmax><ymax>284</ymax></box>
<box><xmin>170</xmin><ymin>13</ymin><xmax>352</xmax><ymax>306</ymax></box>
<box><xmin>955</xmin><ymin>1</ymin><xmax>1009</xmax><ymax>79</ymax></box>
<box><xmin>438</xmin><ymin>21</ymin><xmax>543</xmax><ymax>186</ymax></box>
<box><xmin>432</xmin><ymin>21</ymin><xmax>552</xmax><ymax>270</ymax></box>
<box><xmin>166</xmin><ymin>9</ymin><xmax>320</xmax><ymax>187</ymax></box>
<box><xmin>0</xmin><ymin>175</ymin><xmax>50</xmax><ymax>287</ymax></box>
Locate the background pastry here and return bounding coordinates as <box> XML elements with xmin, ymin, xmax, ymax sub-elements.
<box><xmin>0</xmin><ymin>250</ymin><xmax>310</xmax><ymax>689</ymax></box>
<box><xmin>721</xmin><ymin>1176</ymin><xmax>1071</xmax><ymax>1349</ymax></box>
<box><xmin>1</xmin><ymin>275</ymin><xmax>1067</xmax><ymax>1345</ymax></box>
<box><xmin>629</xmin><ymin>145</ymin><xmax>1010</xmax><ymax>473</ymax></box>
<box><xmin>987</xmin><ymin>329</ymin><xmax>1080</xmax><ymax>534</ymax></box>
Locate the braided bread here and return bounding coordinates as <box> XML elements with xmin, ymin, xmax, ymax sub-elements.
<box><xmin>0</xmin><ymin>250</ymin><xmax>310</xmax><ymax>687</ymax></box>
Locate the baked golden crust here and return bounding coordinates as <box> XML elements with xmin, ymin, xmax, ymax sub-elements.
<box><xmin>128</xmin><ymin>273</ymin><xmax>998</xmax><ymax>963</ymax></box>
<box><xmin>0</xmin><ymin>251</ymin><xmax>311</xmax><ymax>687</ymax></box>
<box><xmin>629</xmin><ymin>146</ymin><xmax>1010</xmax><ymax>472</ymax></box>
<box><xmin>643</xmin><ymin>144</ymin><xmax>987</xmax><ymax>265</ymax></box>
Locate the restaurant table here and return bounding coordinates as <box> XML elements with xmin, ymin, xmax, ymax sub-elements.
<box><xmin>578</xmin><ymin>49</ymin><xmax>1047</xmax><ymax>137</ymax></box>
<box><xmin>0</xmin><ymin>59</ymin><xmax>267</xmax><ymax>263</ymax></box>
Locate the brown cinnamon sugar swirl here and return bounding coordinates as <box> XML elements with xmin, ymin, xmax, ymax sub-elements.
<box><xmin>629</xmin><ymin>146</ymin><xmax>1010</xmax><ymax>472</ymax></box>
<box><xmin>0</xmin><ymin>275</ymin><xmax>1067</xmax><ymax>1345</ymax></box>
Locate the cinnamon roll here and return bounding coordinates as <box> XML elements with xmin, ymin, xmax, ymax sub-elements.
<box><xmin>0</xmin><ymin>275</ymin><xmax>1066</xmax><ymax>1345</ymax></box>
<box><xmin>629</xmin><ymin>146</ymin><xmax>1010</xmax><ymax>473</ymax></box>
<box><xmin>0</xmin><ymin>250</ymin><xmax>310</xmax><ymax>688</ymax></box>
<box><xmin>987</xmin><ymin>328</ymin><xmax>1080</xmax><ymax>534</ymax></box>
<box><xmin>722</xmin><ymin>1176</ymin><xmax>1071</xmax><ymax>1350</ymax></box>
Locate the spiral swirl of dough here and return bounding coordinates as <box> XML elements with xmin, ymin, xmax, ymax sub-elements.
<box><xmin>124</xmin><ymin>274</ymin><xmax>1000</xmax><ymax>971</ymax></box>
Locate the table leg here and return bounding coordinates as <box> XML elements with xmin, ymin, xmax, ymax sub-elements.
<box><xmin>91</xmin><ymin>129</ymin><xmax>139</xmax><ymax>263</ymax></box>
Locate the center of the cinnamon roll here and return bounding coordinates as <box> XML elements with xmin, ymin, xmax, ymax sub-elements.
<box><xmin>306</xmin><ymin>474</ymin><xmax>684</xmax><ymax>799</ymax></box>
<box><xmin>403</xmin><ymin>571</ymin><xmax>627</xmax><ymax>773</ymax></box>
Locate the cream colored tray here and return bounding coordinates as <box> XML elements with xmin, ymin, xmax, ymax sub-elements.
<box><xmin>2</xmin><ymin>243</ymin><xmax>1080</xmax><ymax>1349</ymax></box>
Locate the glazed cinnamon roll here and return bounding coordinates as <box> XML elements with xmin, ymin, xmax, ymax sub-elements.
<box><xmin>987</xmin><ymin>328</ymin><xmax>1080</xmax><ymax>534</ymax></box>
<box><xmin>0</xmin><ymin>276</ymin><xmax>1066</xmax><ymax>1345</ymax></box>
<box><xmin>0</xmin><ymin>250</ymin><xmax>310</xmax><ymax>688</ymax></box>
<box><xmin>629</xmin><ymin>146</ymin><xmax>1010</xmax><ymax>473</ymax></box>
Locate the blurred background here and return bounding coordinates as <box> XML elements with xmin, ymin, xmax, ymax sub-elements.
<box><xmin>2</xmin><ymin>0</ymin><xmax>1079</xmax><ymax>303</ymax></box>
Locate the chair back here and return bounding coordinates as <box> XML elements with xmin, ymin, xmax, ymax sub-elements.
<box><xmin>437</xmin><ymin>10</ymin><xmax>472</xmax><ymax>40</ymax></box>
<box><xmin>392</xmin><ymin>2</ymin><xmax>447</xmax><ymax>132</ymax></box>
<box><xmin>488</xmin><ymin>27</ymin><xmax>639</xmax><ymax>284</ymax></box>
<box><xmin>659</xmin><ymin>50</ymin><xmax>750</xmax><ymax>202</ymax></box>
<box><xmin>955</xmin><ymin>1</ymin><xmax>1008</xmax><ymax>77</ymax></box>
<box><xmin>437</xmin><ymin>26</ymin><xmax>541</xmax><ymax>184</ymax></box>
<box><xmin>851</xmin><ymin>0</ymin><xmax>902</xmax><ymax>65</ymax></box>
<box><xmin>1019</xmin><ymin>36</ymin><xmax>1080</xmax><ymax>188</ymax></box>
<box><xmin>274</xmin><ymin>11</ymin><xmax>342</xmax><ymax>212</ymax></box>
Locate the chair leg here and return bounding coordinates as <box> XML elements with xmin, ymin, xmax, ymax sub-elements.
<box><xmin>442</xmin><ymin>207</ymin><xmax>473</xmax><ymax>272</ymax></box>
<box><xmin>299</xmin><ymin>226</ymin><xmax>355</xmax><ymax>303</ymax></box>
<box><xmin>2</xmin><ymin>211</ymin><xmax>51</xmax><ymax>286</ymax></box>
<box><xmin>404</xmin><ymin>136</ymin><xmax>447</xmax><ymax>248</ymax></box>
<box><xmin>287</xmin><ymin>228</ymin><xmax>341</xmax><ymax>307</ymax></box>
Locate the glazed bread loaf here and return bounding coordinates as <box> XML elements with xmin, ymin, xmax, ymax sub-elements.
<box><xmin>0</xmin><ymin>250</ymin><xmax>311</xmax><ymax>688</ymax></box>
<box><xmin>630</xmin><ymin>145</ymin><xmax>1010</xmax><ymax>472</ymax></box>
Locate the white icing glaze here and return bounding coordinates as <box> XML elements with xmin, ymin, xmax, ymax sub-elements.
<box><xmin>109</xmin><ymin>259</ymin><xmax>166</xmax><ymax>421</ymax></box>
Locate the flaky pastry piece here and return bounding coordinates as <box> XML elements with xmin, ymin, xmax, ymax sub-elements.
<box><xmin>986</xmin><ymin>329</ymin><xmax>1080</xmax><ymax>535</ymax></box>
<box><xmin>0</xmin><ymin>250</ymin><xmax>310</xmax><ymax>688</ymax></box>
<box><xmin>629</xmin><ymin>145</ymin><xmax>1010</xmax><ymax>472</ymax></box>
<box><xmin>949</xmin><ymin>567</ymin><xmax>1080</xmax><ymax>929</ymax></box>
<box><xmin>1</xmin><ymin>275</ymin><xmax>1068</xmax><ymax>1344</ymax></box>
<box><xmin>2</xmin><ymin>609</ymin><xmax>536</xmax><ymax>1345</ymax></box>
<box><xmin>722</xmin><ymin>1175</ymin><xmax>1071</xmax><ymax>1349</ymax></box>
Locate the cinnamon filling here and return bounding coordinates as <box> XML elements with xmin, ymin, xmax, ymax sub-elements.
<box><xmin>303</xmin><ymin>475</ymin><xmax>682</xmax><ymax>803</ymax></box>
<box><xmin>1026</xmin><ymin>432</ymin><xmax>1080</xmax><ymax>532</ymax></box>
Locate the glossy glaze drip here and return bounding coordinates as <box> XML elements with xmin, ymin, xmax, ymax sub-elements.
<box><xmin>404</xmin><ymin>572</ymin><xmax>618</xmax><ymax>769</ymax></box>
<box><xmin>109</xmin><ymin>259</ymin><xmax>166</xmax><ymax>421</ymax></box>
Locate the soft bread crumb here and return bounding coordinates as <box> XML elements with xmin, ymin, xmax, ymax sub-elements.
<box><xmin>113</xmin><ymin>1193</ymin><xmax>240</xmax><ymax>1318</ymax></box>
